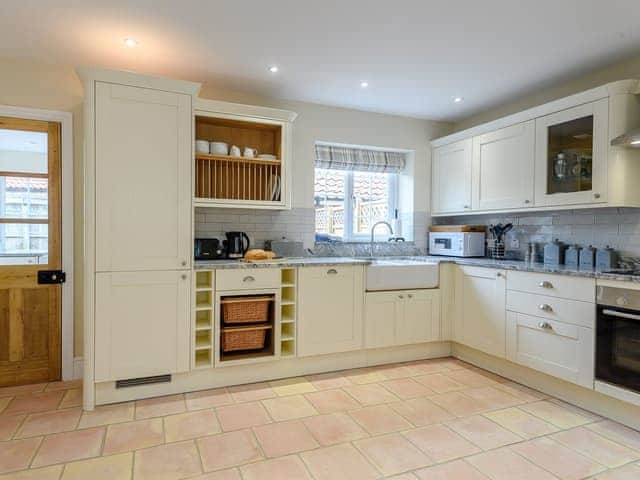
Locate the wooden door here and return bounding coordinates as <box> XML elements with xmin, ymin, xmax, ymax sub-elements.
<box><xmin>455</xmin><ymin>266</ymin><xmax>506</xmax><ymax>358</ymax></box>
<box><xmin>364</xmin><ymin>291</ymin><xmax>400</xmax><ymax>348</ymax></box>
<box><xmin>95</xmin><ymin>271</ymin><xmax>190</xmax><ymax>382</ymax></box>
<box><xmin>472</xmin><ymin>121</ymin><xmax>535</xmax><ymax>211</ymax></box>
<box><xmin>297</xmin><ymin>266</ymin><xmax>363</xmax><ymax>356</ymax></box>
<box><xmin>432</xmin><ymin>139</ymin><xmax>472</xmax><ymax>214</ymax></box>
<box><xmin>0</xmin><ymin>117</ymin><xmax>62</xmax><ymax>386</ymax></box>
<box><xmin>95</xmin><ymin>82</ymin><xmax>192</xmax><ymax>272</ymax></box>
<box><xmin>397</xmin><ymin>290</ymin><xmax>441</xmax><ymax>345</ymax></box>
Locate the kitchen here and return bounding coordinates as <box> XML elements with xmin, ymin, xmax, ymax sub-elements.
<box><xmin>3</xmin><ymin>2</ymin><xmax>640</xmax><ymax>479</ymax></box>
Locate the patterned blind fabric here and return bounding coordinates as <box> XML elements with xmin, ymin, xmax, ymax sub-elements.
<box><xmin>314</xmin><ymin>144</ymin><xmax>406</xmax><ymax>173</ymax></box>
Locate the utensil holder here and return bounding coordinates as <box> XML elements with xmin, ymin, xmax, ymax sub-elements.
<box><xmin>488</xmin><ymin>240</ymin><xmax>505</xmax><ymax>259</ymax></box>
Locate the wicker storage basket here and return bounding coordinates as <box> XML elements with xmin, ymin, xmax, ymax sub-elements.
<box><xmin>222</xmin><ymin>324</ymin><xmax>271</xmax><ymax>352</ymax></box>
<box><xmin>222</xmin><ymin>296</ymin><xmax>272</xmax><ymax>324</ymax></box>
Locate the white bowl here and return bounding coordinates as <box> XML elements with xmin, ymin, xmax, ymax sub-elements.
<box><xmin>195</xmin><ymin>140</ymin><xmax>210</xmax><ymax>154</ymax></box>
<box><xmin>210</xmin><ymin>141</ymin><xmax>229</xmax><ymax>155</ymax></box>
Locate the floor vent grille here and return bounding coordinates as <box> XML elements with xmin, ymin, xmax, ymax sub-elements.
<box><xmin>116</xmin><ymin>374</ymin><xmax>171</xmax><ymax>388</ymax></box>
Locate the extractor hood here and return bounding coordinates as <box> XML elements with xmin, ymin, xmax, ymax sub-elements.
<box><xmin>611</xmin><ymin>127</ymin><xmax>640</xmax><ymax>148</ymax></box>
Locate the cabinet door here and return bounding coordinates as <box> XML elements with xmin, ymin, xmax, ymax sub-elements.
<box><xmin>472</xmin><ymin>121</ymin><xmax>535</xmax><ymax>211</ymax></box>
<box><xmin>364</xmin><ymin>292</ymin><xmax>400</xmax><ymax>348</ymax></box>
<box><xmin>455</xmin><ymin>266</ymin><xmax>506</xmax><ymax>358</ymax></box>
<box><xmin>432</xmin><ymin>139</ymin><xmax>473</xmax><ymax>214</ymax></box>
<box><xmin>396</xmin><ymin>290</ymin><xmax>441</xmax><ymax>345</ymax></box>
<box><xmin>298</xmin><ymin>266</ymin><xmax>363</xmax><ymax>356</ymax></box>
<box><xmin>95</xmin><ymin>82</ymin><xmax>192</xmax><ymax>272</ymax></box>
<box><xmin>534</xmin><ymin>99</ymin><xmax>608</xmax><ymax>206</ymax></box>
<box><xmin>506</xmin><ymin>312</ymin><xmax>594</xmax><ymax>388</ymax></box>
<box><xmin>95</xmin><ymin>271</ymin><xmax>190</xmax><ymax>382</ymax></box>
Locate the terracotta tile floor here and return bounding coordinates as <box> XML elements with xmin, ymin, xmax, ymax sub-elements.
<box><xmin>1</xmin><ymin>358</ymin><xmax>640</xmax><ymax>479</ymax></box>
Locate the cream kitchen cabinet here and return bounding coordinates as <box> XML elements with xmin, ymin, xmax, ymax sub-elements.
<box><xmin>454</xmin><ymin>266</ymin><xmax>506</xmax><ymax>358</ymax></box>
<box><xmin>431</xmin><ymin>139</ymin><xmax>472</xmax><ymax>214</ymax></box>
<box><xmin>298</xmin><ymin>266</ymin><xmax>364</xmax><ymax>356</ymax></box>
<box><xmin>94</xmin><ymin>81</ymin><xmax>192</xmax><ymax>272</ymax></box>
<box><xmin>95</xmin><ymin>271</ymin><xmax>191</xmax><ymax>382</ymax></box>
<box><xmin>534</xmin><ymin>99</ymin><xmax>609</xmax><ymax>207</ymax></box>
<box><xmin>472</xmin><ymin>121</ymin><xmax>535</xmax><ymax>211</ymax></box>
<box><xmin>365</xmin><ymin>290</ymin><xmax>441</xmax><ymax>348</ymax></box>
<box><xmin>506</xmin><ymin>312</ymin><xmax>594</xmax><ymax>388</ymax></box>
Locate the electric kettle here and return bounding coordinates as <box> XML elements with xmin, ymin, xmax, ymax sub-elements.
<box><xmin>225</xmin><ymin>231</ymin><xmax>250</xmax><ymax>259</ymax></box>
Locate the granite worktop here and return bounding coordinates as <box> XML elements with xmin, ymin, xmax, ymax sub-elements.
<box><xmin>194</xmin><ymin>255</ymin><xmax>639</xmax><ymax>282</ymax></box>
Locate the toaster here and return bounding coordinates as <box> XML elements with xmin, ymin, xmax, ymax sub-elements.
<box><xmin>194</xmin><ymin>238</ymin><xmax>227</xmax><ymax>260</ymax></box>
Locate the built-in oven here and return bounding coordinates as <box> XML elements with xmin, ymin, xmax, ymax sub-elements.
<box><xmin>596</xmin><ymin>286</ymin><xmax>640</xmax><ymax>394</ymax></box>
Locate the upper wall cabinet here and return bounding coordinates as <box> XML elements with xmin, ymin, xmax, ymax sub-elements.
<box><xmin>472</xmin><ymin>121</ymin><xmax>535</xmax><ymax>211</ymax></box>
<box><xmin>432</xmin><ymin>139</ymin><xmax>472</xmax><ymax>214</ymax></box>
<box><xmin>193</xmin><ymin>99</ymin><xmax>297</xmax><ymax>210</ymax></box>
<box><xmin>431</xmin><ymin>80</ymin><xmax>640</xmax><ymax>216</ymax></box>
<box><xmin>534</xmin><ymin>99</ymin><xmax>608</xmax><ymax>207</ymax></box>
<box><xmin>94</xmin><ymin>82</ymin><xmax>193</xmax><ymax>272</ymax></box>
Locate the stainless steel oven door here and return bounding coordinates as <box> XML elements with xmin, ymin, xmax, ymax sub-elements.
<box><xmin>596</xmin><ymin>306</ymin><xmax>640</xmax><ymax>393</ymax></box>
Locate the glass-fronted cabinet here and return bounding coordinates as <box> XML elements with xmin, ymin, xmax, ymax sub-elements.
<box><xmin>534</xmin><ymin>99</ymin><xmax>608</xmax><ymax>206</ymax></box>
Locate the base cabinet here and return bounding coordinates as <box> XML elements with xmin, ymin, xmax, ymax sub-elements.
<box><xmin>454</xmin><ymin>266</ymin><xmax>506</xmax><ymax>358</ymax></box>
<box><xmin>297</xmin><ymin>266</ymin><xmax>364</xmax><ymax>356</ymax></box>
<box><xmin>506</xmin><ymin>311</ymin><xmax>594</xmax><ymax>388</ymax></box>
<box><xmin>365</xmin><ymin>290</ymin><xmax>441</xmax><ymax>348</ymax></box>
<box><xmin>95</xmin><ymin>271</ymin><xmax>190</xmax><ymax>382</ymax></box>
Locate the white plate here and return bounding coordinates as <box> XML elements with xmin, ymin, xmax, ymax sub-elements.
<box><xmin>267</xmin><ymin>175</ymin><xmax>281</xmax><ymax>201</ymax></box>
<box><xmin>258</xmin><ymin>154</ymin><xmax>277</xmax><ymax>160</ymax></box>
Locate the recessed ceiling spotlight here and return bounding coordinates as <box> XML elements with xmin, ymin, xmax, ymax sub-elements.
<box><xmin>453</xmin><ymin>96</ymin><xmax>464</xmax><ymax>103</ymax></box>
<box><xmin>360</xmin><ymin>81</ymin><xmax>369</xmax><ymax>88</ymax></box>
<box><xmin>124</xmin><ymin>38</ymin><xmax>139</xmax><ymax>47</ymax></box>
<box><xmin>268</xmin><ymin>65</ymin><xmax>279</xmax><ymax>73</ymax></box>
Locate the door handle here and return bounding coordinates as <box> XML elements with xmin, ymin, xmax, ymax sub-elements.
<box><xmin>181</xmin><ymin>274</ymin><xmax>188</xmax><ymax>280</ymax></box>
<box><xmin>602</xmin><ymin>309</ymin><xmax>640</xmax><ymax>322</ymax></box>
<box><xmin>327</xmin><ymin>269</ymin><xmax>338</xmax><ymax>275</ymax></box>
<box><xmin>243</xmin><ymin>275</ymin><xmax>255</xmax><ymax>282</ymax></box>
<box><xmin>539</xmin><ymin>281</ymin><xmax>553</xmax><ymax>289</ymax></box>
<box><xmin>538</xmin><ymin>304</ymin><xmax>553</xmax><ymax>312</ymax></box>
<box><xmin>538</xmin><ymin>321</ymin><xmax>553</xmax><ymax>330</ymax></box>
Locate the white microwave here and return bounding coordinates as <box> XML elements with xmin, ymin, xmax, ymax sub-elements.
<box><xmin>429</xmin><ymin>231</ymin><xmax>485</xmax><ymax>257</ymax></box>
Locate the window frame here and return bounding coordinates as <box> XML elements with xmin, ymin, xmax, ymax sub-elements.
<box><xmin>314</xmin><ymin>167</ymin><xmax>399</xmax><ymax>243</ymax></box>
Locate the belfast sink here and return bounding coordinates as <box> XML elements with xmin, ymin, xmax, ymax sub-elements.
<box><xmin>366</xmin><ymin>258</ymin><xmax>439</xmax><ymax>291</ymax></box>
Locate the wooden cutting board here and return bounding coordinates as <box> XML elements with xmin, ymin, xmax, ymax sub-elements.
<box><xmin>429</xmin><ymin>225</ymin><xmax>487</xmax><ymax>232</ymax></box>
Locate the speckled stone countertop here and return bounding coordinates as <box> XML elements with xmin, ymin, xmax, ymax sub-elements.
<box><xmin>194</xmin><ymin>255</ymin><xmax>638</xmax><ymax>282</ymax></box>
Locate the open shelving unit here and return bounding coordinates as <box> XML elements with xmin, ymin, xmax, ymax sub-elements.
<box><xmin>280</xmin><ymin>268</ymin><xmax>297</xmax><ymax>357</ymax></box>
<box><xmin>194</xmin><ymin>115</ymin><xmax>283</xmax><ymax>204</ymax></box>
<box><xmin>193</xmin><ymin>270</ymin><xmax>215</xmax><ymax>368</ymax></box>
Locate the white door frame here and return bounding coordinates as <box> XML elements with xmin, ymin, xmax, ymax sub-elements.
<box><xmin>0</xmin><ymin>104</ymin><xmax>75</xmax><ymax>380</ymax></box>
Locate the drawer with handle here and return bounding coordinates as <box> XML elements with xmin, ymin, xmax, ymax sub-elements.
<box><xmin>506</xmin><ymin>290</ymin><xmax>595</xmax><ymax>328</ymax></box>
<box><xmin>216</xmin><ymin>268</ymin><xmax>281</xmax><ymax>291</ymax></box>
<box><xmin>507</xmin><ymin>271</ymin><xmax>595</xmax><ymax>302</ymax></box>
<box><xmin>506</xmin><ymin>311</ymin><xmax>594</xmax><ymax>388</ymax></box>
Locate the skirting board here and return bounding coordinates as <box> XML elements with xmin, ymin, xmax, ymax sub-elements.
<box><xmin>452</xmin><ymin>343</ymin><xmax>640</xmax><ymax>431</ymax></box>
<box><xmin>93</xmin><ymin>342</ymin><xmax>452</xmax><ymax>407</ymax></box>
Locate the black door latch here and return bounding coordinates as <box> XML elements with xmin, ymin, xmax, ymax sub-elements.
<box><xmin>38</xmin><ymin>270</ymin><xmax>66</xmax><ymax>284</ymax></box>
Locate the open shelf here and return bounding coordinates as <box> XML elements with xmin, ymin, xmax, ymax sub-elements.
<box><xmin>279</xmin><ymin>268</ymin><xmax>297</xmax><ymax>358</ymax></box>
<box><xmin>195</xmin><ymin>310</ymin><xmax>212</xmax><ymax>330</ymax></box>
<box><xmin>195</xmin><ymin>290</ymin><xmax>213</xmax><ymax>309</ymax></box>
<box><xmin>195</xmin><ymin>349</ymin><xmax>212</xmax><ymax>368</ymax></box>
<box><xmin>195</xmin><ymin>271</ymin><xmax>213</xmax><ymax>289</ymax></box>
<box><xmin>193</xmin><ymin>269</ymin><xmax>215</xmax><ymax>369</ymax></box>
<box><xmin>195</xmin><ymin>115</ymin><xmax>282</xmax><ymax>203</ymax></box>
<box><xmin>195</xmin><ymin>330</ymin><xmax>212</xmax><ymax>350</ymax></box>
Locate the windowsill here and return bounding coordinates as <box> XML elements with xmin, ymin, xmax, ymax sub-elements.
<box><xmin>314</xmin><ymin>240</ymin><xmax>415</xmax><ymax>246</ymax></box>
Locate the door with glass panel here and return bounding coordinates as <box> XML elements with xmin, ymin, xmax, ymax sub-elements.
<box><xmin>534</xmin><ymin>99</ymin><xmax>609</xmax><ymax>206</ymax></box>
<box><xmin>0</xmin><ymin>116</ymin><xmax>62</xmax><ymax>386</ymax></box>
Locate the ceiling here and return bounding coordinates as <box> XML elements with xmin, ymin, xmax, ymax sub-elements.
<box><xmin>1</xmin><ymin>0</ymin><xmax>639</xmax><ymax>121</ymax></box>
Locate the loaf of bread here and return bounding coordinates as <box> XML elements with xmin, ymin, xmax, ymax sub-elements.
<box><xmin>244</xmin><ymin>249</ymin><xmax>276</xmax><ymax>260</ymax></box>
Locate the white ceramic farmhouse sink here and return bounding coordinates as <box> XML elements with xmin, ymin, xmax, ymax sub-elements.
<box><xmin>366</xmin><ymin>258</ymin><xmax>439</xmax><ymax>291</ymax></box>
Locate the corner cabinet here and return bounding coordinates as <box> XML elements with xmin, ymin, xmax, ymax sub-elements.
<box><xmin>432</xmin><ymin>139</ymin><xmax>472</xmax><ymax>214</ymax></box>
<box><xmin>365</xmin><ymin>290</ymin><xmax>441</xmax><ymax>348</ymax></box>
<box><xmin>297</xmin><ymin>266</ymin><xmax>364</xmax><ymax>356</ymax></box>
<box><xmin>454</xmin><ymin>266</ymin><xmax>506</xmax><ymax>358</ymax></box>
<box><xmin>78</xmin><ymin>67</ymin><xmax>200</xmax><ymax>408</ymax></box>
<box><xmin>193</xmin><ymin>99</ymin><xmax>297</xmax><ymax>210</ymax></box>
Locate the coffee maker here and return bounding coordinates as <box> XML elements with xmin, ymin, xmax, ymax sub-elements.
<box><xmin>225</xmin><ymin>232</ymin><xmax>250</xmax><ymax>259</ymax></box>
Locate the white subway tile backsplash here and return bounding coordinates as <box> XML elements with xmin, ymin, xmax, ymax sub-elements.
<box><xmin>433</xmin><ymin>206</ymin><xmax>640</xmax><ymax>260</ymax></box>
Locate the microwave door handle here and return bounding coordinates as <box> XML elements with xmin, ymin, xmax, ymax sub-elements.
<box><xmin>602</xmin><ymin>309</ymin><xmax>640</xmax><ymax>322</ymax></box>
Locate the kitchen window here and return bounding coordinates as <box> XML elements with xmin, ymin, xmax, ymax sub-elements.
<box><xmin>314</xmin><ymin>143</ymin><xmax>406</xmax><ymax>242</ymax></box>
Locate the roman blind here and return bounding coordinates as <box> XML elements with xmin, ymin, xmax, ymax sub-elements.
<box><xmin>314</xmin><ymin>144</ymin><xmax>406</xmax><ymax>173</ymax></box>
